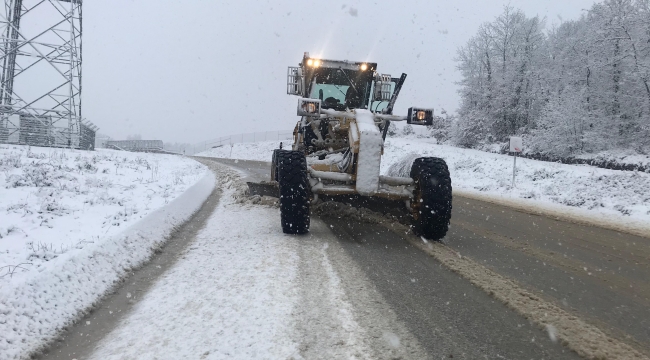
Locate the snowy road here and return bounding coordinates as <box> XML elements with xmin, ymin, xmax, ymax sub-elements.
<box><xmin>203</xmin><ymin>159</ymin><xmax>650</xmax><ymax>358</ymax></box>
<box><xmin>35</xmin><ymin>158</ymin><xmax>649</xmax><ymax>359</ymax></box>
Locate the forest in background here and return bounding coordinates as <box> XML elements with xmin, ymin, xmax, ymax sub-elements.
<box><xmin>448</xmin><ymin>0</ymin><xmax>650</xmax><ymax>159</ymax></box>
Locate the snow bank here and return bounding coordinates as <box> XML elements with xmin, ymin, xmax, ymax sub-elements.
<box><xmin>0</xmin><ymin>145</ymin><xmax>214</xmax><ymax>360</ymax></box>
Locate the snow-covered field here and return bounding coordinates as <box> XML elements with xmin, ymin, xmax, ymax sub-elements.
<box><xmin>0</xmin><ymin>145</ymin><xmax>213</xmax><ymax>359</ymax></box>
<box><xmin>197</xmin><ymin>138</ymin><xmax>650</xmax><ymax>237</ymax></box>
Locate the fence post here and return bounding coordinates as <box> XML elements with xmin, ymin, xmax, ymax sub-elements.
<box><xmin>512</xmin><ymin>153</ymin><xmax>517</xmax><ymax>189</ymax></box>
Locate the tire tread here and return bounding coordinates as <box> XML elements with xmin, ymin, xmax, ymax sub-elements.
<box><xmin>277</xmin><ymin>150</ymin><xmax>310</xmax><ymax>234</ymax></box>
<box><xmin>410</xmin><ymin>157</ymin><xmax>452</xmax><ymax>240</ymax></box>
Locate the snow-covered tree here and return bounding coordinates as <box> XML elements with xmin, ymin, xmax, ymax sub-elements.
<box><xmin>455</xmin><ymin>6</ymin><xmax>545</xmax><ymax>144</ymax></box>
<box><xmin>452</xmin><ymin>109</ymin><xmax>489</xmax><ymax>148</ymax></box>
<box><xmin>455</xmin><ymin>1</ymin><xmax>650</xmax><ymax>156</ymax></box>
<box><xmin>529</xmin><ymin>86</ymin><xmax>591</xmax><ymax>156</ymax></box>
<box><xmin>428</xmin><ymin>114</ymin><xmax>453</xmax><ymax>144</ymax></box>
<box><xmin>402</xmin><ymin>124</ymin><xmax>414</xmax><ymax>136</ymax></box>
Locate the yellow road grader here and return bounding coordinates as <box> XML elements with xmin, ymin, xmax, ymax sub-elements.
<box><xmin>272</xmin><ymin>52</ymin><xmax>452</xmax><ymax>240</ymax></box>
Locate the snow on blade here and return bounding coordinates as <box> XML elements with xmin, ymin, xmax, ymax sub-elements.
<box><xmin>354</xmin><ymin>110</ymin><xmax>382</xmax><ymax>196</ymax></box>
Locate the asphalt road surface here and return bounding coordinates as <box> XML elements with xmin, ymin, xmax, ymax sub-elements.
<box><xmin>204</xmin><ymin>158</ymin><xmax>650</xmax><ymax>358</ymax></box>
<box><xmin>37</xmin><ymin>157</ymin><xmax>650</xmax><ymax>359</ymax></box>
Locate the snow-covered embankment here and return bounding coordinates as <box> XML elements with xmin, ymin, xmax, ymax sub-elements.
<box><xmin>382</xmin><ymin>138</ymin><xmax>650</xmax><ymax>238</ymax></box>
<box><xmin>0</xmin><ymin>145</ymin><xmax>214</xmax><ymax>359</ymax></box>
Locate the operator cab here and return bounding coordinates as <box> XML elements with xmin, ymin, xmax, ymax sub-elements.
<box><xmin>305</xmin><ymin>65</ymin><xmax>374</xmax><ymax>111</ymax></box>
<box><xmin>299</xmin><ymin>54</ymin><xmax>382</xmax><ymax>111</ymax></box>
<box><xmin>287</xmin><ymin>52</ymin><xmax>404</xmax><ymax>115</ymax></box>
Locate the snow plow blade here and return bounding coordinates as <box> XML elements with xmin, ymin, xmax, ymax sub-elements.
<box><xmin>247</xmin><ymin>181</ymin><xmax>279</xmax><ymax>198</ymax></box>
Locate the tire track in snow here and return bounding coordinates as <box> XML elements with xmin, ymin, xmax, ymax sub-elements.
<box><xmin>292</xmin><ymin>238</ymin><xmax>373</xmax><ymax>359</ymax></box>
<box><xmin>87</xmin><ymin>189</ymin><xmax>302</xmax><ymax>359</ymax></box>
<box><xmin>401</xmin><ymin>228</ymin><xmax>649</xmax><ymax>359</ymax></box>
<box><xmin>292</xmin><ymin>217</ymin><xmax>432</xmax><ymax>359</ymax></box>
<box><xmin>83</xmin><ymin>162</ymin><xmax>416</xmax><ymax>360</ymax></box>
<box><xmin>210</xmin><ymin>161</ymin><xmax>429</xmax><ymax>359</ymax></box>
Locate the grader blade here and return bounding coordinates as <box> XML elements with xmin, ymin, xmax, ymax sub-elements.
<box><xmin>246</xmin><ymin>181</ymin><xmax>279</xmax><ymax>198</ymax></box>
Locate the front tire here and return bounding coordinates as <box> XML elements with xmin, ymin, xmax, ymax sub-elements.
<box><xmin>277</xmin><ymin>150</ymin><xmax>310</xmax><ymax>234</ymax></box>
<box><xmin>410</xmin><ymin>157</ymin><xmax>452</xmax><ymax>240</ymax></box>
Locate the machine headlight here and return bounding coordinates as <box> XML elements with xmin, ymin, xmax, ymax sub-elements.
<box><xmin>407</xmin><ymin>107</ymin><xmax>433</xmax><ymax>126</ymax></box>
<box><xmin>306</xmin><ymin>58</ymin><xmax>321</xmax><ymax>67</ymax></box>
<box><xmin>297</xmin><ymin>98</ymin><xmax>321</xmax><ymax>117</ymax></box>
<box><xmin>360</xmin><ymin>63</ymin><xmax>368</xmax><ymax>71</ymax></box>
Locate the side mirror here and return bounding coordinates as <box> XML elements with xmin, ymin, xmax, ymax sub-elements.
<box><xmin>373</xmin><ymin>74</ymin><xmax>392</xmax><ymax>101</ymax></box>
<box><xmin>407</xmin><ymin>107</ymin><xmax>433</xmax><ymax>126</ymax></box>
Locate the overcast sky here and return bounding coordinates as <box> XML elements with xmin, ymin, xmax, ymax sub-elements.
<box><xmin>81</xmin><ymin>0</ymin><xmax>598</xmax><ymax>143</ymax></box>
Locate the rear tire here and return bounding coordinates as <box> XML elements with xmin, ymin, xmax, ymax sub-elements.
<box><xmin>277</xmin><ymin>150</ymin><xmax>310</xmax><ymax>234</ymax></box>
<box><xmin>410</xmin><ymin>157</ymin><xmax>452</xmax><ymax>240</ymax></box>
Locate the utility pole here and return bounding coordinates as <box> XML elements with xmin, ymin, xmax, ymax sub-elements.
<box><xmin>0</xmin><ymin>0</ymin><xmax>98</xmax><ymax>149</ymax></box>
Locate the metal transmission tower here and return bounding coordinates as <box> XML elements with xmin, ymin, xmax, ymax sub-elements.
<box><xmin>0</xmin><ymin>0</ymin><xmax>97</xmax><ymax>150</ymax></box>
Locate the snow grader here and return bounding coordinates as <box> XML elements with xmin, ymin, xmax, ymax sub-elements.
<box><xmin>272</xmin><ymin>52</ymin><xmax>452</xmax><ymax>240</ymax></box>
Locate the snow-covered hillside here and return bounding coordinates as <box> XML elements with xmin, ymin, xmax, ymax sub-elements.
<box><xmin>0</xmin><ymin>145</ymin><xmax>206</xmax><ymax>278</ymax></box>
<box><xmin>197</xmin><ymin>138</ymin><xmax>650</xmax><ymax>237</ymax></box>
<box><xmin>0</xmin><ymin>145</ymin><xmax>213</xmax><ymax>359</ymax></box>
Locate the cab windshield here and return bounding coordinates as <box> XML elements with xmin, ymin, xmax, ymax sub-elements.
<box><xmin>310</xmin><ymin>84</ymin><xmax>349</xmax><ymax>109</ymax></box>
<box><xmin>306</xmin><ymin>67</ymin><xmax>372</xmax><ymax>110</ymax></box>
